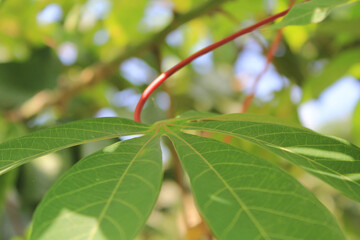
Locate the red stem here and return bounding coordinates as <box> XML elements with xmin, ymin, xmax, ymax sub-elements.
<box><xmin>134</xmin><ymin>7</ymin><xmax>291</xmax><ymax>123</ymax></box>
<box><xmin>242</xmin><ymin>29</ymin><xmax>283</xmax><ymax>113</ymax></box>
<box><xmin>242</xmin><ymin>0</ymin><xmax>297</xmax><ymax>113</ymax></box>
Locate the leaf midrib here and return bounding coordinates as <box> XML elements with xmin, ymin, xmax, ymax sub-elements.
<box><xmin>166</xmin><ymin>122</ymin><xmax>360</xmax><ymax>193</ymax></box>
<box><xmin>86</xmin><ymin>129</ymin><xmax>160</xmax><ymax>240</ymax></box>
<box><xmin>163</xmin><ymin>126</ymin><xmax>270</xmax><ymax>240</ymax></box>
<box><xmin>0</xmin><ymin>130</ymin><xmax>150</xmax><ymax>175</ymax></box>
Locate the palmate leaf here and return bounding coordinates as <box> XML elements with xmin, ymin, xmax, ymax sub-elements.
<box><xmin>0</xmin><ymin>117</ymin><xmax>150</xmax><ymax>175</ymax></box>
<box><xmin>30</xmin><ymin>133</ymin><xmax>162</xmax><ymax>240</ymax></box>
<box><xmin>168</xmin><ymin>113</ymin><xmax>360</xmax><ymax>202</ymax></box>
<box><xmin>0</xmin><ymin>113</ymin><xmax>354</xmax><ymax>239</ymax></box>
<box><xmin>165</xmin><ymin>128</ymin><xmax>345</xmax><ymax>240</ymax></box>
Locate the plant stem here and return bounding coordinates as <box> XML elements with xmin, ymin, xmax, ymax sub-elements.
<box><xmin>242</xmin><ymin>0</ymin><xmax>297</xmax><ymax>112</ymax></box>
<box><xmin>242</xmin><ymin>29</ymin><xmax>284</xmax><ymax>112</ymax></box>
<box><xmin>134</xmin><ymin>8</ymin><xmax>291</xmax><ymax>123</ymax></box>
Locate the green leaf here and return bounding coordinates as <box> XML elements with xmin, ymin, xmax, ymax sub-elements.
<box><xmin>272</xmin><ymin>0</ymin><xmax>355</xmax><ymax>28</ymax></box>
<box><xmin>30</xmin><ymin>133</ymin><xmax>162</xmax><ymax>240</ymax></box>
<box><xmin>303</xmin><ymin>47</ymin><xmax>360</xmax><ymax>100</ymax></box>
<box><xmin>170</xmin><ymin>113</ymin><xmax>360</xmax><ymax>202</ymax></box>
<box><xmin>0</xmin><ymin>116</ymin><xmax>26</xmax><ymax>214</ymax></box>
<box><xmin>0</xmin><ymin>118</ymin><xmax>150</xmax><ymax>175</ymax></box>
<box><xmin>0</xmin><ymin>47</ymin><xmax>61</xmax><ymax>107</ymax></box>
<box><xmin>175</xmin><ymin>110</ymin><xmax>218</xmax><ymax>120</ymax></box>
<box><xmin>272</xmin><ymin>40</ymin><xmax>305</xmax><ymax>86</ymax></box>
<box><xmin>166</xmin><ymin>130</ymin><xmax>345</xmax><ymax>240</ymax></box>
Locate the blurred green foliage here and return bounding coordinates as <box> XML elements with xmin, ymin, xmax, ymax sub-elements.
<box><xmin>0</xmin><ymin>0</ymin><xmax>359</xmax><ymax>239</ymax></box>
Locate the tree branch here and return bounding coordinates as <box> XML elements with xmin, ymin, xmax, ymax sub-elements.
<box><xmin>134</xmin><ymin>7</ymin><xmax>292</xmax><ymax>122</ymax></box>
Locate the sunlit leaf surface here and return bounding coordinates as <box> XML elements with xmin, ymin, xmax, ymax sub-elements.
<box><xmin>0</xmin><ymin>118</ymin><xmax>150</xmax><ymax>175</ymax></box>
<box><xmin>169</xmin><ymin>113</ymin><xmax>360</xmax><ymax>202</ymax></box>
<box><xmin>30</xmin><ymin>133</ymin><xmax>162</xmax><ymax>240</ymax></box>
<box><xmin>166</xmin><ymin>130</ymin><xmax>345</xmax><ymax>240</ymax></box>
<box><xmin>0</xmin><ymin>113</ymin><xmax>355</xmax><ymax>239</ymax></box>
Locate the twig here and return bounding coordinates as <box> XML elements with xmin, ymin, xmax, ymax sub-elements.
<box><xmin>242</xmin><ymin>0</ymin><xmax>297</xmax><ymax>113</ymax></box>
<box><xmin>134</xmin><ymin>7</ymin><xmax>293</xmax><ymax>122</ymax></box>
<box><xmin>241</xmin><ymin>29</ymin><xmax>283</xmax><ymax>112</ymax></box>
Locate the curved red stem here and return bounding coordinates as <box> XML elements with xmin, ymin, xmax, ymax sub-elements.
<box><xmin>134</xmin><ymin>8</ymin><xmax>291</xmax><ymax>123</ymax></box>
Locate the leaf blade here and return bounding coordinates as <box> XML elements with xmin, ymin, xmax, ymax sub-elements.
<box><xmin>171</xmin><ymin>113</ymin><xmax>360</xmax><ymax>202</ymax></box>
<box><xmin>271</xmin><ymin>0</ymin><xmax>357</xmax><ymax>29</ymax></box>
<box><xmin>0</xmin><ymin>117</ymin><xmax>150</xmax><ymax>175</ymax></box>
<box><xmin>30</xmin><ymin>133</ymin><xmax>162</xmax><ymax>240</ymax></box>
<box><xmin>166</xmin><ymin>130</ymin><xmax>345</xmax><ymax>240</ymax></box>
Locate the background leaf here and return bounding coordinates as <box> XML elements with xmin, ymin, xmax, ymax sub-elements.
<box><xmin>273</xmin><ymin>0</ymin><xmax>355</xmax><ymax>28</ymax></box>
<box><xmin>0</xmin><ymin>118</ymin><xmax>149</xmax><ymax>175</ymax></box>
<box><xmin>166</xmin><ymin>130</ymin><xmax>345</xmax><ymax>240</ymax></box>
<box><xmin>0</xmin><ymin>47</ymin><xmax>61</xmax><ymax>108</ymax></box>
<box><xmin>303</xmin><ymin>47</ymin><xmax>360</xmax><ymax>100</ymax></box>
<box><xmin>170</xmin><ymin>113</ymin><xmax>360</xmax><ymax>203</ymax></box>
<box><xmin>31</xmin><ymin>133</ymin><xmax>162</xmax><ymax>240</ymax></box>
